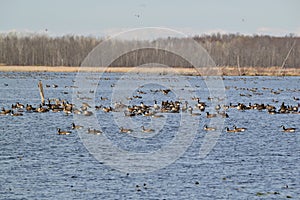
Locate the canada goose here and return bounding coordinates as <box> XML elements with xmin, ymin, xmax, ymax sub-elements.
<box><xmin>11</xmin><ymin>102</ymin><xmax>24</xmax><ymax>109</ymax></box>
<box><xmin>203</xmin><ymin>125</ymin><xmax>216</xmax><ymax>131</ymax></box>
<box><xmin>95</xmin><ymin>105</ymin><xmax>102</xmax><ymax>110</ymax></box>
<box><xmin>293</xmin><ymin>97</ymin><xmax>299</xmax><ymax>101</ymax></box>
<box><xmin>223</xmin><ymin>105</ymin><xmax>229</xmax><ymax>110</ymax></box>
<box><xmin>143</xmin><ymin>111</ymin><xmax>154</xmax><ymax>117</ymax></box>
<box><xmin>268</xmin><ymin>110</ymin><xmax>277</xmax><ymax>115</ymax></box>
<box><xmin>114</xmin><ymin>102</ymin><xmax>127</xmax><ymax>110</ymax></box>
<box><xmin>181</xmin><ymin>101</ymin><xmax>188</xmax><ymax>112</ymax></box>
<box><xmin>218</xmin><ymin>111</ymin><xmax>229</xmax><ymax>118</ymax></box>
<box><xmin>189</xmin><ymin>108</ymin><xmax>201</xmax><ymax>116</ymax></box>
<box><xmin>11</xmin><ymin>111</ymin><xmax>23</xmax><ymax>116</ymax></box>
<box><xmin>137</xmin><ymin>90</ymin><xmax>147</xmax><ymax>94</ymax></box>
<box><xmin>100</xmin><ymin>96</ymin><xmax>108</xmax><ymax>101</ymax></box>
<box><xmin>57</xmin><ymin>128</ymin><xmax>71</xmax><ymax>135</ymax></box>
<box><xmin>191</xmin><ymin>96</ymin><xmax>200</xmax><ymax>101</ymax></box>
<box><xmin>196</xmin><ymin>100</ymin><xmax>206</xmax><ymax>111</ymax></box>
<box><xmin>87</xmin><ymin>128</ymin><xmax>102</xmax><ymax>135</ymax></box>
<box><xmin>82</xmin><ymin>102</ymin><xmax>91</xmax><ymax>108</ymax></box>
<box><xmin>233</xmin><ymin>125</ymin><xmax>247</xmax><ymax>132</ymax></box>
<box><xmin>83</xmin><ymin>110</ymin><xmax>93</xmax><ymax>116</ymax></box>
<box><xmin>206</xmin><ymin>112</ymin><xmax>217</xmax><ymax>118</ymax></box>
<box><xmin>140</xmin><ymin>102</ymin><xmax>150</xmax><ymax>109</ymax></box>
<box><xmin>133</xmin><ymin>95</ymin><xmax>142</xmax><ymax>99</ymax></box>
<box><xmin>141</xmin><ymin>126</ymin><xmax>154</xmax><ymax>133</ymax></box>
<box><xmin>215</xmin><ymin>104</ymin><xmax>221</xmax><ymax>111</ymax></box>
<box><xmin>266</xmin><ymin>104</ymin><xmax>276</xmax><ymax>111</ymax></box>
<box><xmin>281</xmin><ymin>125</ymin><xmax>296</xmax><ymax>132</ymax></box>
<box><xmin>63</xmin><ymin>107</ymin><xmax>71</xmax><ymax>114</ymax></box>
<box><xmin>72</xmin><ymin>123</ymin><xmax>83</xmax><ymax>129</ymax></box>
<box><xmin>152</xmin><ymin>114</ymin><xmax>164</xmax><ymax>118</ymax></box>
<box><xmin>124</xmin><ymin>111</ymin><xmax>135</xmax><ymax>117</ymax></box>
<box><xmin>153</xmin><ymin>100</ymin><xmax>160</xmax><ymax>110</ymax></box>
<box><xmin>170</xmin><ymin>106</ymin><xmax>180</xmax><ymax>113</ymax></box>
<box><xmin>225</xmin><ymin>127</ymin><xmax>236</xmax><ymax>133</ymax></box>
<box><xmin>0</xmin><ymin>107</ymin><xmax>11</xmax><ymax>115</ymax></box>
<box><xmin>120</xmin><ymin>127</ymin><xmax>133</xmax><ymax>133</ymax></box>
<box><xmin>237</xmin><ymin>103</ymin><xmax>246</xmax><ymax>110</ymax></box>
<box><xmin>80</xmin><ymin>105</ymin><xmax>88</xmax><ymax>111</ymax></box>
<box><xmin>26</xmin><ymin>104</ymin><xmax>35</xmax><ymax>111</ymax></box>
<box><xmin>161</xmin><ymin>89</ymin><xmax>171</xmax><ymax>95</ymax></box>
<box><xmin>37</xmin><ymin>105</ymin><xmax>49</xmax><ymax>113</ymax></box>
<box><xmin>73</xmin><ymin>109</ymin><xmax>82</xmax><ymax>115</ymax></box>
<box><xmin>102</xmin><ymin>106</ymin><xmax>113</xmax><ymax>113</ymax></box>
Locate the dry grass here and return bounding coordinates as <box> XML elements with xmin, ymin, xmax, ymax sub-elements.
<box><xmin>0</xmin><ymin>66</ymin><xmax>299</xmax><ymax>76</ymax></box>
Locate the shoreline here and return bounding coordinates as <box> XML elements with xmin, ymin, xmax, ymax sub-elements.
<box><xmin>0</xmin><ymin>66</ymin><xmax>299</xmax><ymax>76</ymax></box>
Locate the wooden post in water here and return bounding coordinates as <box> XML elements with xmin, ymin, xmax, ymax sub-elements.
<box><xmin>38</xmin><ymin>80</ymin><xmax>45</xmax><ymax>105</ymax></box>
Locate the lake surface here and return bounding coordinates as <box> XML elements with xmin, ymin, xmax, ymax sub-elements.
<box><xmin>0</xmin><ymin>71</ymin><xmax>299</xmax><ymax>199</ymax></box>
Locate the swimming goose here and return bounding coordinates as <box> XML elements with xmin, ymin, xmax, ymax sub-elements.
<box><xmin>83</xmin><ymin>110</ymin><xmax>93</xmax><ymax>116</ymax></box>
<box><xmin>73</xmin><ymin>109</ymin><xmax>82</xmax><ymax>115</ymax></box>
<box><xmin>12</xmin><ymin>102</ymin><xmax>24</xmax><ymax>109</ymax></box>
<box><xmin>223</xmin><ymin>104</ymin><xmax>230</xmax><ymax>110</ymax></box>
<box><xmin>293</xmin><ymin>97</ymin><xmax>299</xmax><ymax>101</ymax></box>
<box><xmin>215</xmin><ymin>104</ymin><xmax>221</xmax><ymax>111</ymax></box>
<box><xmin>82</xmin><ymin>102</ymin><xmax>91</xmax><ymax>108</ymax></box>
<box><xmin>191</xmin><ymin>96</ymin><xmax>200</xmax><ymax>101</ymax></box>
<box><xmin>0</xmin><ymin>107</ymin><xmax>11</xmax><ymax>115</ymax></box>
<box><xmin>102</xmin><ymin>106</ymin><xmax>113</xmax><ymax>113</ymax></box>
<box><xmin>196</xmin><ymin>100</ymin><xmax>206</xmax><ymax>111</ymax></box>
<box><xmin>57</xmin><ymin>128</ymin><xmax>71</xmax><ymax>135</ymax></box>
<box><xmin>153</xmin><ymin>100</ymin><xmax>160</xmax><ymax>110</ymax></box>
<box><xmin>206</xmin><ymin>112</ymin><xmax>217</xmax><ymax>118</ymax></box>
<box><xmin>87</xmin><ymin>128</ymin><xmax>102</xmax><ymax>135</ymax></box>
<box><xmin>120</xmin><ymin>127</ymin><xmax>133</xmax><ymax>133</ymax></box>
<box><xmin>16</xmin><ymin>102</ymin><xmax>24</xmax><ymax>109</ymax></box>
<box><xmin>203</xmin><ymin>125</ymin><xmax>216</xmax><ymax>131</ymax></box>
<box><xmin>124</xmin><ymin>111</ymin><xmax>135</xmax><ymax>117</ymax></box>
<box><xmin>181</xmin><ymin>101</ymin><xmax>188</xmax><ymax>112</ymax></box>
<box><xmin>161</xmin><ymin>89</ymin><xmax>171</xmax><ymax>95</ymax></box>
<box><xmin>152</xmin><ymin>114</ymin><xmax>164</xmax><ymax>118</ymax></box>
<box><xmin>225</xmin><ymin>127</ymin><xmax>236</xmax><ymax>133</ymax></box>
<box><xmin>140</xmin><ymin>102</ymin><xmax>150</xmax><ymax>109</ymax></box>
<box><xmin>141</xmin><ymin>126</ymin><xmax>154</xmax><ymax>133</ymax></box>
<box><xmin>114</xmin><ymin>102</ymin><xmax>127</xmax><ymax>110</ymax></box>
<box><xmin>143</xmin><ymin>111</ymin><xmax>154</xmax><ymax>117</ymax></box>
<box><xmin>72</xmin><ymin>123</ymin><xmax>83</xmax><ymax>129</ymax></box>
<box><xmin>218</xmin><ymin>111</ymin><xmax>229</xmax><ymax>118</ymax></box>
<box><xmin>233</xmin><ymin>125</ymin><xmax>247</xmax><ymax>132</ymax></box>
<box><xmin>281</xmin><ymin>125</ymin><xmax>296</xmax><ymax>132</ymax></box>
<box><xmin>100</xmin><ymin>96</ymin><xmax>108</xmax><ymax>101</ymax></box>
<box><xmin>189</xmin><ymin>107</ymin><xmax>201</xmax><ymax>116</ymax></box>
<box><xmin>26</xmin><ymin>104</ymin><xmax>35</xmax><ymax>111</ymax></box>
<box><xmin>37</xmin><ymin>105</ymin><xmax>49</xmax><ymax>113</ymax></box>
<box><xmin>11</xmin><ymin>111</ymin><xmax>23</xmax><ymax>116</ymax></box>
<box><xmin>268</xmin><ymin>110</ymin><xmax>277</xmax><ymax>115</ymax></box>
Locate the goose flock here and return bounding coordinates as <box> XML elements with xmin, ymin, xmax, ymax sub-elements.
<box><xmin>0</xmin><ymin>77</ymin><xmax>299</xmax><ymax>135</ymax></box>
<box><xmin>1</xmin><ymin>89</ymin><xmax>298</xmax><ymax>135</ymax></box>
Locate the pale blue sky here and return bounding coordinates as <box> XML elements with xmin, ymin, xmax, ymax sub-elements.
<box><xmin>1</xmin><ymin>0</ymin><xmax>299</xmax><ymax>36</ymax></box>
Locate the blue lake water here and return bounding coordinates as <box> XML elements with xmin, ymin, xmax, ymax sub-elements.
<box><xmin>0</xmin><ymin>72</ymin><xmax>299</xmax><ymax>199</ymax></box>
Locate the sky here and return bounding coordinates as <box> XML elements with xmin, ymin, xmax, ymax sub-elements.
<box><xmin>1</xmin><ymin>0</ymin><xmax>299</xmax><ymax>37</ymax></box>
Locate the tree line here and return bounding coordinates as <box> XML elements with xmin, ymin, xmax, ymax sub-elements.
<box><xmin>0</xmin><ymin>32</ymin><xmax>299</xmax><ymax>68</ymax></box>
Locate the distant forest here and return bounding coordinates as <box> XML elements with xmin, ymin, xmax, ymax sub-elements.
<box><xmin>0</xmin><ymin>33</ymin><xmax>299</xmax><ymax>68</ymax></box>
